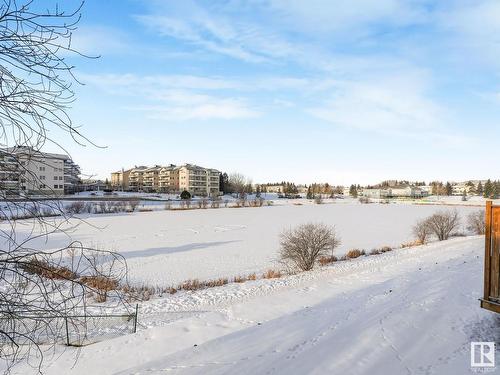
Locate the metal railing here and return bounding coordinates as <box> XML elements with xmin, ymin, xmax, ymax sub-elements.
<box><xmin>0</xmin><ymin>305</ymin><xmax>138</xmax><ymax>347</ymax></box>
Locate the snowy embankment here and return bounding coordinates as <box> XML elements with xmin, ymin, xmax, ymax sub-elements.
<box><xmin>9</xmin><ymin>203</ymin><xmax>480</xmax><ymax>285</ymax></box>
<box><xmin>21</xmin><ymin>236</ymin><xmax>499</xmax><ymax>375</ymax></box>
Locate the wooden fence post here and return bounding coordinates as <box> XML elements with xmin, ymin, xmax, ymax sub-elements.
<box><xmin>133</xmin><ymin>304</ymin><xmax>138</xmax><ymax>333</ymax></box>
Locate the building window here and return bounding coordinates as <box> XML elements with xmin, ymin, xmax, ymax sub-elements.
<box><xmin>59</xmin><ymin>176</ymin><xmax>63</xmax><ymax>180</ymax></box>
<box><xmin>39</xmin><ymin>166</ymin><xmax>45</xmax><ymax>171</ymax></box>
<box><xmin>40</xmin><ymin>175</ymin><xmax>45</xmax><ymax>180</ymax></box>
<box><xmin>54</xmin><ymin>176</ymin><xmax>58</xmax><ymax>180</ymax></box>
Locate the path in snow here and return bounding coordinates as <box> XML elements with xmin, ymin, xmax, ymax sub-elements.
<box><xmin>20</xmin><ymin>236</ymin><xmax>500</xmax><ymax>375</ymax></box>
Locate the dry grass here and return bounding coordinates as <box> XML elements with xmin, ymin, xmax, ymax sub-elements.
<box><xmin>247</xmin><ymin>273</ymin><xmax>257</xmax><ymax>281</ymax></box>
<box><xmin>346</xmin><ymin>249</ymin><xmax>365</xmax><ymax>259</ymax></box>
<box><xmin>20</xmin><ymin>258</ymin><xmax>77</xmax><ymax>280</ymax></box>
<box><xmin>138</xmin><ymin>208</ymin><xmax>154</xmax><ymax>212</ymax></box>
<box><xmin>262</xmin><ymin>269</ymin><xmax>282</xmax><ymax>279</ymax></box>
<box><xmin>318</xmin><ymin>255</ymin><xmax>338</xmax><ymax>266</ymax></box>
<box><xmin>204</xmin><ymin>278</ymin><xmax>228</xmax><ymax>288</ymax></box>
<box><xmin>80</xmin><ymin>275</ymin><xmax>119</xmax><ymax>291</ymax></box>
<box><xmin>401</xmin><ymin>240</ymin><xmax>423</xmax><ymax>248</ymax></box>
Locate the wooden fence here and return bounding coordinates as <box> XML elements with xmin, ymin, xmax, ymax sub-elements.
<box><xmin>481</xmin><ymin>201</ymin><xmax>500</xmax><ymax>313</ymax></box>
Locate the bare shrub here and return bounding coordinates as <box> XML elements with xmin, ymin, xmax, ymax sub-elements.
<box><xmin>314</xmin><ymin>196</ymin><xmax>323</xmax><ymax>204</ymax></box>
<box><xmin>234</xmin><ymin>275</ymin><xmax>247</xmax><ymax>283</ymax></box>
<box><xmin>346</xmin><ymin>249</ymin><xmax>364</xmax><ymax>259</ymax></box>
<box><xmin>247</xmin><ymin>273</ymin><xmax>257</xmax><ymax>280</ymax></box>
<box><xmin>279</xmin><ymin>223</ymin><xmax>341</xmax><ymax>271</ymax></box>
<box><xmin>380</xmin><ymin>246</ymin><xmax>392</xmax><ymax>252</ymax></box>
<box><xmin>262</xmin><ymin>269</ymin><xmax>282</xmax><ymax>279</ymax></box>
<box><xmin>164</xmin><ymin>202</ymin><xmax>172</xmax><ymax>210</ymax></box>
<box><xmin>467</xmin><ymin>210</ymin><xmax>485</xmax><ymax>235</ymax></box>
<box><xmin>201</xmin><ymin>198</ymin><xmax>208</xmax><ymax>209</ymax></box>
<box><xmin>129</xmin><ymin>199</ymin><xmax>140</xmax><ymax>211</ymax></box>
<box><xmin>423</xmin><ymin>210</ymin><xmax>461</xmax><ymax>241</ymax></box>
<box><xmin>358</xmin><ymin>196</ymin><xmax>371</xmax><ymax>204</ymax></box>
<box><xmin>412</xmin><ymin>219</ymin><xmax>432</xmax><ymax>243</ymax></box>
<box><xmin>65</xmin><ymin>201</ymin><xmax>85</xmax><ymax>215</ymax></box>
<box><xmin>369</xmin><ymin>248</ymin><xmax>381</xmax><ymax>255</ymax></box>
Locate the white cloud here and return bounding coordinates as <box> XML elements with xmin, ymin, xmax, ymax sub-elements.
<box><xmin>308</xmin><ymin>71</ymin><xmax>470</xmax><ymax>146</ymax></box>
<box><xmin>80</xmin><ymin>73</ymin><xmax>259</xmax><ymax>121</ymax></box>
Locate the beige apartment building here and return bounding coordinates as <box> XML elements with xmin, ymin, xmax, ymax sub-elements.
<box><xmin>0</xmin><ymin>147</ymin><xmax>81</xmax><ymax>196</ymax></box>
<box><xmin>111</xmin><ymin>163</ymin><xmax>220</xmax><ymax>196</ymax></box>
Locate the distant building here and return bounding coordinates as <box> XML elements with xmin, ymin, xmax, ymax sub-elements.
<box><xmin>361</xmin><ymin>186</ymin><xmax>427</xmax><ymax>199</ymax></box>
<box><xmin>0</xmin><ymin>147</ymin><xmax>80</xmax><ymax>196</ymax></box>
<box><xmin>111</xmin><ymin>163</ymin><xmax>220</xmax><ymax>196</ymax></box>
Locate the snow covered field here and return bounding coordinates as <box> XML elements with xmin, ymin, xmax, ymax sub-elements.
<box><xmin>11</xmin><ymin>236</ymin><xmax>498</xmax><ymax>374</ymax></box>
<box><xmin>8</xmin><ymin>202</ymin><xmax>480</xmax><ymax>285</ymax></box>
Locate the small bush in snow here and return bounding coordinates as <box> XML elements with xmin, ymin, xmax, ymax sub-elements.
<box><xmin>314</xmin><ymin>196</ymin><xmax>323</xmax><ymax>204</ymax></box>
<box><xmin>318</xmin><ymin>255</ymin><xmax>338</xmax><ymax>266</ymax></box>
<box><xmin>412</xmin><ymin>219</ymin><xmax>432</xmax><ymax>244</ymax></box>
<box><xmin>129</xmin><ymin>199</ymin><xmax>140</xmax><ymax>212</ymax></box>
<box><xmin>422</xmin><ymin>210</ymin><xmax>460</xmax><ymax>241</ymax></box>
<box><xmin>358</xmin><ymin>196</ymin><xmax>371</xmax><ymax>204</ymax></box>
<box><xmin>262</xmin><ymin>269</ymin><xmax>282</xmax><ymax>279</ymax></box>
<box><xmin>346</xmin><ymin>249</ymin><xmax>364</xmax><ymax>259</ymax></box>
<box><xmin>65</xmin><ymin>201</ymin><xmax>85</xmax><ymax>214</ymax></box>
<box><xmin>279</xmin><ymin>223</ymin><xmax>341</xmax><ymax>271</ymax></box>
<box><xmin>466</xmin><ymin>210</ymin><xmax>485</xmax><ymax>235</ymax></box>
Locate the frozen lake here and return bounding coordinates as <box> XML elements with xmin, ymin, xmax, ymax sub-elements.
<box><xmin>9</xmin><ymin>202</ymin><xmax>480</xmax><ymax>285</ymax></box>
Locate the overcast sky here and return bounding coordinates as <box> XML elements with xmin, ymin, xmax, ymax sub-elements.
<box><xmin>58</xmin><ymin>0</ymin><xmax>500</xmax><ymax>185</ymax></box>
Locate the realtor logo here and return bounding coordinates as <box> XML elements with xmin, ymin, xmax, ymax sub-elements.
<box><xmin>471</xmin><ymin>342</ymin><xmax>495</xmax><ymax>369</ymax></box>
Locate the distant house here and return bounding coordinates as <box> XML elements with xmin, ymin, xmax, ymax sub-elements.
<box><xmin>362</xmin><ymin>186</ymin><xmax>426</xmax><ymax>199</ymax></box>
<box><xmin>390</xmin><ymin>186</ymin><xmax>426</xmax><ymax>198</ymax></box>
<box><xmin>362</xmin><ymin>188</ymin><xmax>391</xmax><ymax>199</ymax></box>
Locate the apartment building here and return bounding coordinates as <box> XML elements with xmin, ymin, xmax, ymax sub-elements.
<box><xmin>111</xmin><ymin>168</ymin><xmax>132</xmax><ymax>191</ymax></box>
<box><xmin>0</xmin><ymin>147</ymin><xmax>81</xmax><ymax>196</ymax></box>
<box><xmin>128</xmin><ymin>166</ymin><xmax>148</xmax><ymax>191</ymax></box>
<box><xmin>111</xmin><ymin>163</ymin><xmax>221</xmax><ymax>196</ymax></box>
<box><xmin>0</xmin><ymin>151</ymin><xmax>21</xmax><ymax>196</ymax></box>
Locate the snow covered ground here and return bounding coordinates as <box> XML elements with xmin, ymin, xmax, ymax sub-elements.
<box><xmin>7</xmin><ymin>203</ymin><xmax>480</xmax><ymax>285</ymax></box>
<box><xmin>11</xmin><ymin>236</ymin><xmax>499</xmax><ymax>374</ymax></box>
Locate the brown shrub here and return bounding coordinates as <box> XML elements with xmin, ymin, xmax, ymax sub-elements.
<box><xmin>346</xmin><ymin>249</ymin><xmax>364</xmax><ymax>259</ymax></box>
<box><xmin>318</xmin><ymin>255</ymin><xmax>338</xmax><ymax>266</ymax></box>
<box><xmin>204</xmin><ymin>278</ymin><xmax>228</xmax><ymax>288</ymax></box>
<box><xmin>80</xmin><ymin>275</ymin><xmax>119</xmax><ymax>291</ymax></box>
<box><xmin>369</xmin><ymin>248</ymin><xmax>381</xmax><ymax>255</ymax></box>
<box><xmin>138</xmin><ymin>207</ymin><xmax>153</xmax><ymax>212</ymax></box>
<box><xmin>179</xmin><ymin>279</ymin><xmax>202</xmax><ymax>291</ymax></box>
<box><xmin>262</xmin><ymin>269</ymin><xmax>282</xmax><ymax>279</ymax></box>
<box><xmin>234</xmin><ymin>275</ymin><xmax>247</xmax><ymax>283</ymax></box>
<box><xmin>166</xmin><ymin>287</ymin><xmax>177</xmax><ymax>294</ymax></box>
<box><xmin>247</xmin><ymin>273</ymin><xmax>257</xmax><ymax>280</ymax></box>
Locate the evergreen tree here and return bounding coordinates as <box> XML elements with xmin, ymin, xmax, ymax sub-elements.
<box><xmin>306</xmin><ymin>186</ymin><xmax>313</xmax><ymax>199</ymax></box>
<box><xmin>484</xmin><ymin>179</ymin><xmax>493</xmax><ymax>198</ymax></box>
<box><xmin>477</xmin><ymin>181</ymin><xmax>484</xmax><ymax>196</ymax></box>
<box><xmin>349</xmin><ymin>184</ymin><xmax>358</xmax><ymax>198</ymax></box>
<box><xmin>445</xmin><ymin>182</ymin><xmax>453</xmax><ymax>196</ymax></box>
<box><xmin>493</xmin><ymin>181</ymin><xmax>500</xmax><ymax>199</ymax></box>
<box><xmin>256</xmin><ymin>185</ymin><xmax>261</xmax><ymax>198</ymax></box>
